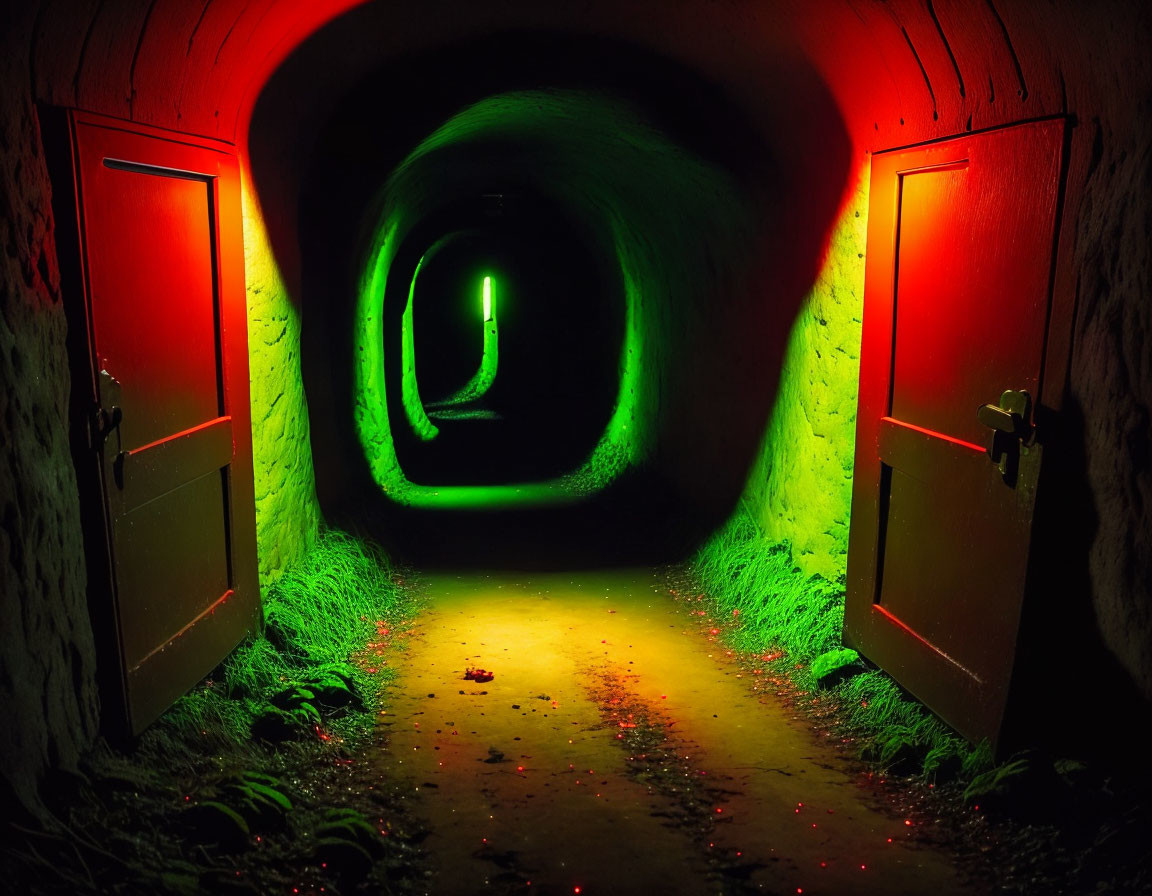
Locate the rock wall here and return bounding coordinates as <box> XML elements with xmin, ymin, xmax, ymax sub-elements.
<box><xmin>1071</xmin><ymin>104</ymin><xmax>1152</xmax><ymax>702</ymax></box>
<box><xmin>241</xmin><ymin>183</ymin><xmax>322</xmax><ymax>586</ymax></box>
<box><xmin>0</xmin><ymin>8</ymin><xmax>99</xmax><ymax>816</ymax></box>
<box><xmin>746</xmin><ymin>163</ymin><xmax>869</xmax><ymax>582</ymax></box>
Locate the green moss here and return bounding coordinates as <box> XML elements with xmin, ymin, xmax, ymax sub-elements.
<box><xmin>692</xmin><ymin>507</ymin><xmax>845</xmax><ymax>665</ymax></box>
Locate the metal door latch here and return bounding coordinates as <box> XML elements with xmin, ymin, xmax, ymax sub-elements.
<box><xmin>977</xmin><ymin>389</ymin><xmax>1035</xmax><ymax>478</ymax></box>
<box><xmin>93</xmin><ymin>368</ymin><xmax>124</xmax><ymax>458</ymax></box>
<box><xmin>90</xmin><ymin>403</ymin><xmax>122</xmax><ymax>448</ymax></box>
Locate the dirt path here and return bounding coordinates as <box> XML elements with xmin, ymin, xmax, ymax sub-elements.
<box><xmin>379</xmin><ymin>570</ymin><xmax>977</xmax><ymax>895</ymax></box>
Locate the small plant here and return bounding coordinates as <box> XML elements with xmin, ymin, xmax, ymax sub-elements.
<box><xmin>810</xmin><ymin>647</ymin><xmax>862</xmax><ymax>688</ymax></box>
<box><xmin>963</xmin><ymin>755</ymin><xmax>1032</xmax><ymax>802</ymax></box>
<box><xmin>311</xmin><ymin>808</ymin><xmax>386</xmax><ymax>881</ymax></box>
<box><xmin>181</xmin><ymin>769</ymin><xmax>296</xmax><ymax>843</ymax></box>
<box><xmin>220</xmin><ymin>770</ymin><xmax>294</xmax><ymax>829</ymax></box>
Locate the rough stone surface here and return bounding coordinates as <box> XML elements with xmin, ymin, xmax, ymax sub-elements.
<box><xmin>747</xmin><ymin>164</ymin><xmax>869</xmax><ymax>582</ymax></box>
<box><xmin>242</xmin><ymin>186</ymin><xmax>322</xmax><ymax>587</ymax></box>
<box><xmin>0</xmin><ymin>9</ymin><xmax>99</xmax><ymax>817</ymax></box>
<box><xmin>1070</xmin><ymin>107</ymin><xmax>1152</xmax><ymax>703</ymax></box>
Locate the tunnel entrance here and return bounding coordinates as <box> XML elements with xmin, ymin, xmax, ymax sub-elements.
<box><xmin>251</xmin><ymin>28</ymin><xmax>847</xmax><ymax>563</ymax></box>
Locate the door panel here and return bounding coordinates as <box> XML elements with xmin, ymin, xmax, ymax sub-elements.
<box><xmin>86</xmin><ymin>166</ymin><xmax>222</xmax><ymax>451</ymax></box>
<box><xmin>69</xmin><ymin>112</ymin><xmax>260</xmax><ymax>735</ymax></box>
<box><xmin>845</xmin><ymin>120</ymin><xmax>1065</xmax><ymax>745</ymax></box>
<box><xmin>114</xmin><ymin>471</ymin><xmax>232</xmax><ymax>669</ymax></box>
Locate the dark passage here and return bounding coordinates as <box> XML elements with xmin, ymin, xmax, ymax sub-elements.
<box><xmin>388</xmin><ymin>195</ymin><xmax>621</xmax><ymax>486</ymax></box>
<box><xmin>270</xmin><ymin>32</ymin><xmax>847</xmax><ymax>565</ymax></box>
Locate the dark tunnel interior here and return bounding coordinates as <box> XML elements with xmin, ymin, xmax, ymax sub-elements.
<box><xmin>384</xmin><ymin>197</ymin><xmax>623</xmax><ymax>486</ymax></box>
<box><xmin>261</xmin><ymin>30</ymin><xmax>849</xmax><ymax>565</ymax></box>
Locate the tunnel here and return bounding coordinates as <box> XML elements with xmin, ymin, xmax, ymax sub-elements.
<box><xmin>273</xmin><ymin>31</ymin><xmax>847</xmax><ymax>563</ymax></box>
<box><xmin>3</xmin><ymin>1</ymin><xmax>1152</xmax><ymax>893</ymax></box>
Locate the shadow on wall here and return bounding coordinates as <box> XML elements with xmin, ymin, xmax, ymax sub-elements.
<box><xmin>249</xmin><ymin>29</ymin><xmax>851</xmax><ymax>566</ymax></box>
<box><xmin>1004</xmin><ymin>394</ymin><xmax>1150</xmax><ymax>763</ymax></box>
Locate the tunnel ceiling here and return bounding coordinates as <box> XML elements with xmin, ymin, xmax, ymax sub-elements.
<box><xmin>31</xmin><ymin>1</ymin><xmax>1122</xmax><ymax>428</ymax></box>
<box><xmin>33</xmin><ymin>0</ymin><xmax>1099</xmax><ymax>154</ymax></box>
<box><xmin>30</xmin><ymin>2</ymin><xmax>1124</xmax><ymax>404</ymax></box>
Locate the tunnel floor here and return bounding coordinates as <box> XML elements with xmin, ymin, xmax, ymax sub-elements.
<box><xmin>379</xmin><ymin>569</ymin><xmax>973</xmax><ymax>895</ymax></box>
<box><xmin>12</xmin><ymin>560</ymin><xmax>1151</xmax><ymax>895</ymax></box>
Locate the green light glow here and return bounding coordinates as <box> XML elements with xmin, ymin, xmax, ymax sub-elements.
<box><xmin>400</xmin><ymin>256</ymin><xmax>439</xmax><ymax>442</ymax></box>
<box><xmin>438</xmin><ymin>274</ymin><xmax>498</xmax><ymax>406</ymax></box>
<box><xmin>355</xmin><ymin>224</ymin><xmax>566</xmax><ymax>508</ymax></box>
<box><xmin>353</xmin><ymin>91</ymin><xmax>747</xmax><ymax>509</ymax></box>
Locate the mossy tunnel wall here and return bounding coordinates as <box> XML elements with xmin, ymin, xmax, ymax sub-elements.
<box><xmin>269</xmin><ymin>37</ymin><xmax>851</xmax><ymax>562</ymax></box>
<box><xmin>4</xmin><ymin>0</ymin><xmax>1152</xmax><ymax>815</ymax></box>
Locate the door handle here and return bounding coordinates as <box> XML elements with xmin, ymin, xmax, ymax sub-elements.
<box><xmin>95</xmin><ymin>368</ymin><xmax>126</xmax><ymax>489</ymax></box>
<box><xmin>976</xmin><ymin>403</ymin><xmax>1018</xmax><ymax>434</ymax></box>
<box><xmin>977</xmin><ymin>389</ymin><xmax>1034</xmax><ymax>478</ymax></box>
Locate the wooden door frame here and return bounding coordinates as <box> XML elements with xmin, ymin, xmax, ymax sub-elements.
<box><xmin>844</xmin><ymin>116</ymin><xmax>1073</xmax><ymax>747</ymax></box>
<box><xmin>44</xmin><ymin>107</ymin><xmax>260</xmax><ymax>738</ymax></box>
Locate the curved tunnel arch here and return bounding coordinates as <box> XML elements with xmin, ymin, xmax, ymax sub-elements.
<box><xmin>384</xmin><ymin>191</ymin><xmax>623</xmax><ymax>485</ymax></box>
<box><xmin>353</xmin><ymin>88</ymin><xmax>770</xmax><ymax>509</ymax></box>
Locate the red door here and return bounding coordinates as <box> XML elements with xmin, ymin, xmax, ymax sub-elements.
<box><xmin>68</xmin><ymin>112</ymin><xmax>260</xmax><ymax>734</ymax></box>
<box><xmin>845</xmin><ymin>120</ymin><xmax>1066</xmax><ymax>745</ymax></box>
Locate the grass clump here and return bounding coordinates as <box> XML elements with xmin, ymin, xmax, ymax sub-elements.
<box><xmin>692</xmin><ymin>504</ymin><xmax>987</xmax><ymax>778</ymax></box>
<box><xmin>693</xmin><ymin>509</ymin><xmax>844</xmax><ymax>663</ymax></box>
<box><xmin>158</xmin><ymin>527</ymin><xmax>413</xmax><ymax>748</ymax></box>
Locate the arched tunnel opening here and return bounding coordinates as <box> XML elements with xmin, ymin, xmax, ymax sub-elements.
<box><xmin>5</xmin><ymin>2</ymin><xmax>1152</xmax><ymax>893</ymax></box>
<box><xmin>271</xmin><ymin>32</ymin><xmax>845</xmax><ymax>565</ymax></box>
<box><xmin>381</xmin><ymin>178</ymin><xmax>623</xmax><ymax>488</ymax></box>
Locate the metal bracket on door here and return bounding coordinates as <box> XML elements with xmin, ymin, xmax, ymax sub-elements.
<box><xmin>95</xmin><ymin>368</ymin><xmax>125</xmax><ymax>486</ymax></box>
<box><xmin>977</xmin><ymin>389</ymin><xmax>1035</xmax><ymax>479</ymax></box>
